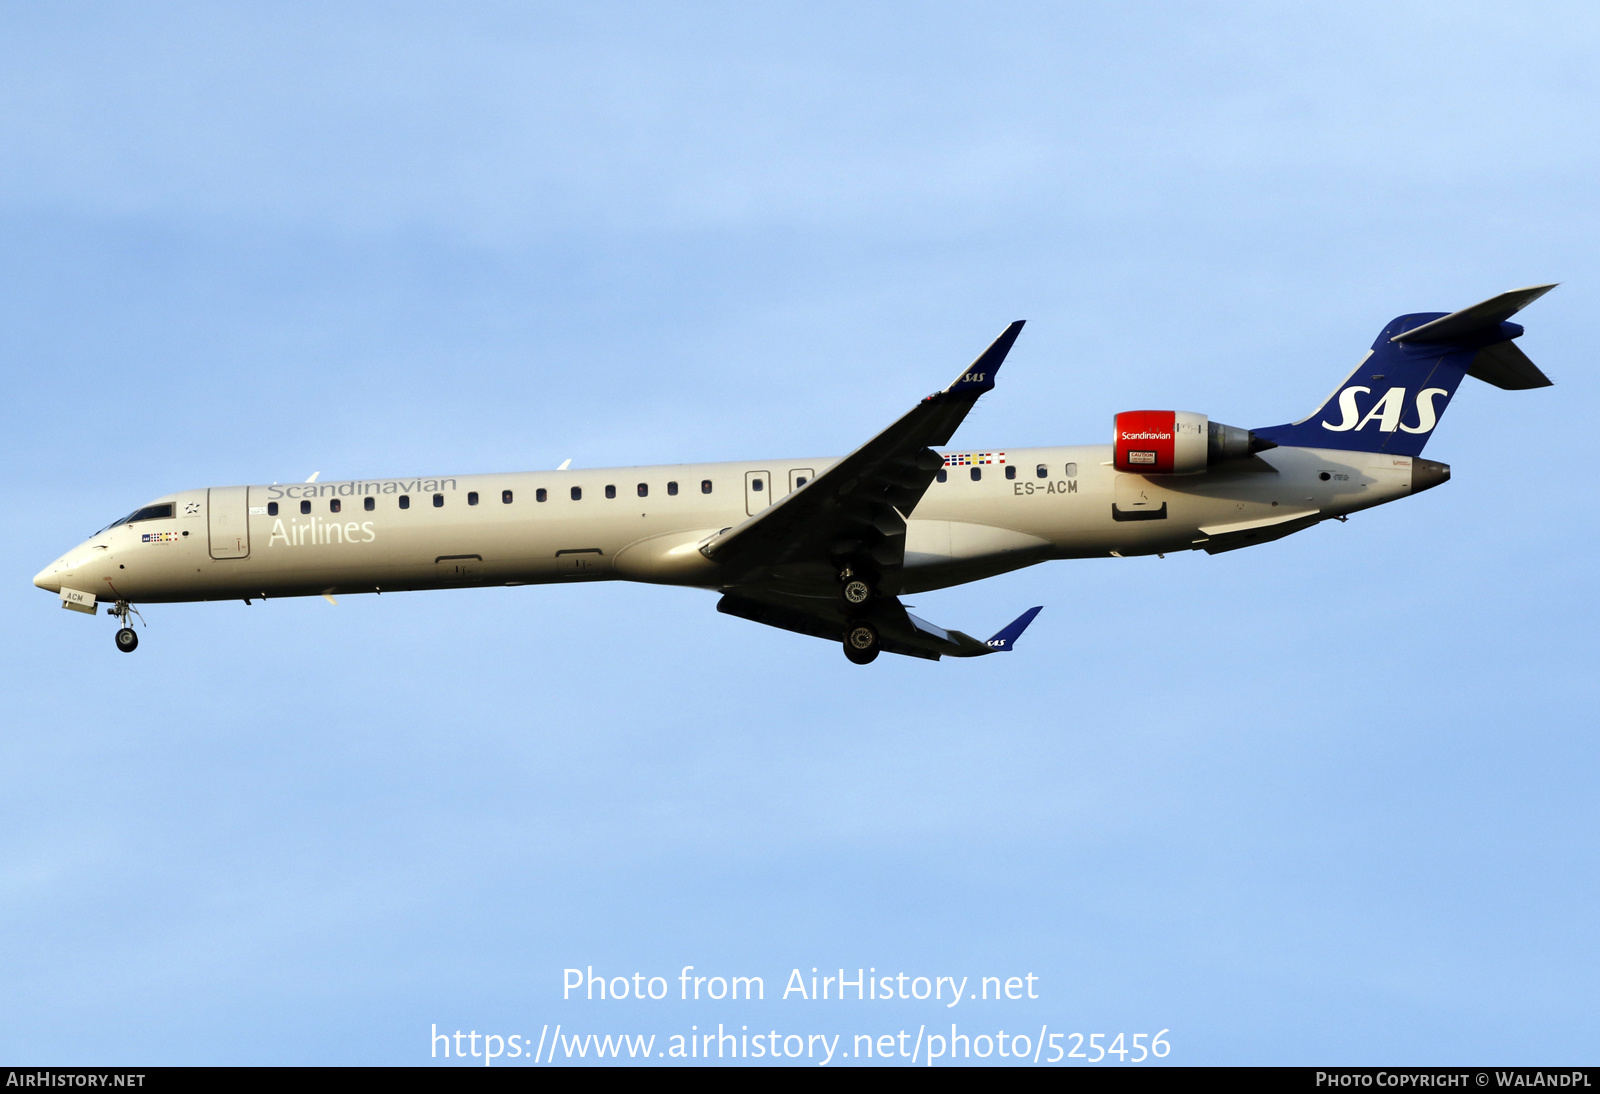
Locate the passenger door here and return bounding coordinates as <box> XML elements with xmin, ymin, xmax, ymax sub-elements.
<box><xmin>208</xmin><ymin>486</ymin><xmax>251</xmax><ymax>559</ymax></box>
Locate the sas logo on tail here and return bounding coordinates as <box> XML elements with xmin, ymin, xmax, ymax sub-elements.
<box><xmin>1323</xmin><ymin>386</ymin><xmax>1449</xmax><ymax>434</ymax></box>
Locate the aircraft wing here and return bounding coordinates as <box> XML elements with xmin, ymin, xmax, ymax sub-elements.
<box><xmin>700</xmin><ymin>321</ymin><xmax>1026</xmax><ymax>591</ymax></box>
<box><xmin>718</xmin><ymin>589</ymin><xmax>1042</xmax><ymax>661</ymax></box>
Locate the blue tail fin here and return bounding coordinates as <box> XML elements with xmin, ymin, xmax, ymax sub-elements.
<box><xmin>1253</xmin><ymin>285</ymin><xmax>1555</xmax><ymax>456</ymax></box>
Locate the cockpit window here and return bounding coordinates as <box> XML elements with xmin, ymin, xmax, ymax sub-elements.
<box><xmin>117</xmin><ymin>503</ymin><xmax>175</xmax><ymax>525</ymax></box>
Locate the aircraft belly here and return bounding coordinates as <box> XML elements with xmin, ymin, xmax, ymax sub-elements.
<box><xmin>902</xmin><ymin>520</ymin><xmax>1053</xmax><ymax>584</ymax></box>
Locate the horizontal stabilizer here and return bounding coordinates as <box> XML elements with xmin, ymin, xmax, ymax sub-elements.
<box><xmin>985</xmin><ymin>606</ymin><xmax>1043</xmax><ymax>652</ymax></box>
<box><xmin>1467</xmin><ymin>339</ymin><xmax>1552</xmax><ymax>390</ymax></box>
<box><xmin>1391</xmin><ymin>284</ymin><xmax>1556</xmax><ymax>344</ymax></box>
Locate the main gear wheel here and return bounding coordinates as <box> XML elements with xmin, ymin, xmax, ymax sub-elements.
<box><xmin>842</xmin><ymin>622</ymin><xmax>880</xmax><ymax>665</ymax></box>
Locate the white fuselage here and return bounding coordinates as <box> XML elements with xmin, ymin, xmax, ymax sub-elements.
<box><xmin>34</xmin><ymin>444</ymin><xmax>1421</xmax><ymax>606</ymax></box>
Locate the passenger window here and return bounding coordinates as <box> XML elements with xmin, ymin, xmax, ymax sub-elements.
<box><xmin>637</xmin><ymin>483</ymin><xmax>648</xmax><ymax>497</ymax></box>
<box><xmin>1005</xmin><ymin>465</ymin><xmax>1016</xmax><ymax>480</ymax></box>
<box><xmin>795</xmin><ymin>476</ymin><xmax>807</xmax><ymax>487</ymax></box>
<box><xmin>970</xmin><ymin>467</ymin><xmax>982</xmax><ymax>481</ymax></box>
<box><xmin>752</xmin><ymin>478</ymin><xmax>764</xmax><ymax>491</ymax></box>
<box><xmin>468</xmin><ymin>492</ymin><xmax>479</xmax><ymax>506</ymax></box>
<box><xmin>937</xmin><ymin>469</ymin><xmax>947</xmax><ymax>483</ymax></box>
<box><xmin>267</xmin><ymin>501</ymin><xmax>278</xmax><ymax>516</ymax></box>
<box><xmin>667</xmin><ymin>481</ymin><xmax>678</xmax><ymax>496</ymax></box>
<box><xmin>330</xmin><ymin>499</ymin><xmax>341</xmax><ymax>513</ymax></box>
<box><xmin>433</xmin><ymin>494</ymin><xmax>444</xmax><ymax>507</ymax></box>
<box><xmin>1037</xmin><ymin>464</ymin><xmax>1048</xmax><ymax>478</ymax></box>
<box><xmin>701</xmin><ymin>480</ymin><xmax>712</xmax><ymax>494</ymax></box>
<box><xmin>605</xmin><ymin>484</ymin><xmax>616</xmax><ymax>499</ymax></box>
<box><xmin>571</xmin><ymin>486</ymin><xmax>582</xmax><ymax>501</ymax></box>
<box><xmin>364</xmin><ymin>497</ymin><xmax>375</xmax><ymax>511</ymax></box>
<box><xmin>399</xmin><ymin>495</ymin><xmax>410</xmax><ymax>509</ymax></box>
<box><xmin>300</xmin><ymin>500</ymin><xmax>312</xmax><ymax>515</ymax></box>
<box><xmin>1065</xmin><ymin>462</ymin><xmax>1078</xmax><ymax>477</ymax></box>
<box><xmin>502</xmin><ymin>489</ymin><xmax>514</xmax><ymax>504</ymax></box>
<box><xmin>536</xmin><ymin>488</ymin><xmax>547</xmax><ymax>503</ymax></box>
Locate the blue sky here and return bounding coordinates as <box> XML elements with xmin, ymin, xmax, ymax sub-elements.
<box><xmin>2</xmin><ymin>2</ymin><xmax>1596</xmax><ymax>1066</ymax></box>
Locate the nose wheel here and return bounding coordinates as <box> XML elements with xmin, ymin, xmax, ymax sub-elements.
<box><xmin>109</xmin><ymin>599</ymin><xmax>144</xmax><ymax>653</ymax></box>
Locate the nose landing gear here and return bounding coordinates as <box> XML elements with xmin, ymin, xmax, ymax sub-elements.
<box><xmin>109</xmin><ymin>600</ymin><xmax>144</xmax><ymax>653</ymax></box>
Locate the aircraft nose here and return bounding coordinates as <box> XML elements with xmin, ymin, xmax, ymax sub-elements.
<box><xmin>34</xmin><ymin>563</ymin><xmax>61</xmax><ymax>593</ymax></box>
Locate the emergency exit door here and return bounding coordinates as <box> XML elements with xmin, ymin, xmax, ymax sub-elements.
<box><xmin>208</xmin><ymin>486</ymin><xmax>251</xmax><ymax>559</ymax></box>
<box><xmin>744</xmin><ymin>470</ymin><xmax>772</xmax><ymax>516</ymax></box>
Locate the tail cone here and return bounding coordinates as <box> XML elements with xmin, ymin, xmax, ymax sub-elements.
<box><xmin>1412</xmin><ymin>459</ymin><xmax>1451</xmax><ymax>493</ymax></box>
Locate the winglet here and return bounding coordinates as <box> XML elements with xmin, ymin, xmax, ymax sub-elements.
<box><xmin>985</xmin><ymin>605</ymin><xmax>1043</xmax><ymax>652</ymax></box>
<box><xmin>945</xmin><ymin>320</ymin><xmax>1025</xmax><ymax>395</ymax></box>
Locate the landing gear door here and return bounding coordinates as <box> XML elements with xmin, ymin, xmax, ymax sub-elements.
<box><xmin>744</xmin><ymin>470</ymin><xmax>772</xmax><ymax>516</ymax></box>
<box><xmin>208</xmin><ymin>486</ymin><xmax>251</xmax><ymax>559</ymax></box>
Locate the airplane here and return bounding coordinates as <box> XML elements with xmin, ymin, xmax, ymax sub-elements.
<box><xmin>33</xmin><ymin>285</ymin><xmax>1556</xmax><ymax>665</ymax></box>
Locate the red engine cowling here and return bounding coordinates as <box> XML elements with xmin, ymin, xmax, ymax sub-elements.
<box><xmin>1114</xmin><ymin>410</ymin><xmax>1208</xmax><ymax>474</ymax></box>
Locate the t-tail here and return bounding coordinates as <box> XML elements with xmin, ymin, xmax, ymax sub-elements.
<box><xmin>1253</xmin><ymin>285</ymin><xmax>1557</xmax><ymax>456</ymax></box>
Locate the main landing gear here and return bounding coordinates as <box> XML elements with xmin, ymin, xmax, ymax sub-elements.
<box><xmin>838</xmin><ymin>566</ymin><xmax>877</xmax><ymax>612</ymax></box>
<box><xmin>841</xmin><ymin>577</ymin><xmax>874</xmax><ymax>609</ymax></box>
<box><xmin>838</xmin><ymin>564</ymin><xmax>882</xmax><ymax>664</ymax></box>
<box><xmin>843</xmin><ymin>621</ymin><xmax>880</xmax><ymax>665</ymax></box>
<box><xmin>110</xmin><ymin>600</ymin><xmax>143</xmax><ymax>653</ymax></box>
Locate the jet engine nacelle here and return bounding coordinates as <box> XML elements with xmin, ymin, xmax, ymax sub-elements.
<box><xmin>1113</xmin><ymin>410</ymin><xmax>1274</xmax><ymax>474</ymax></box>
